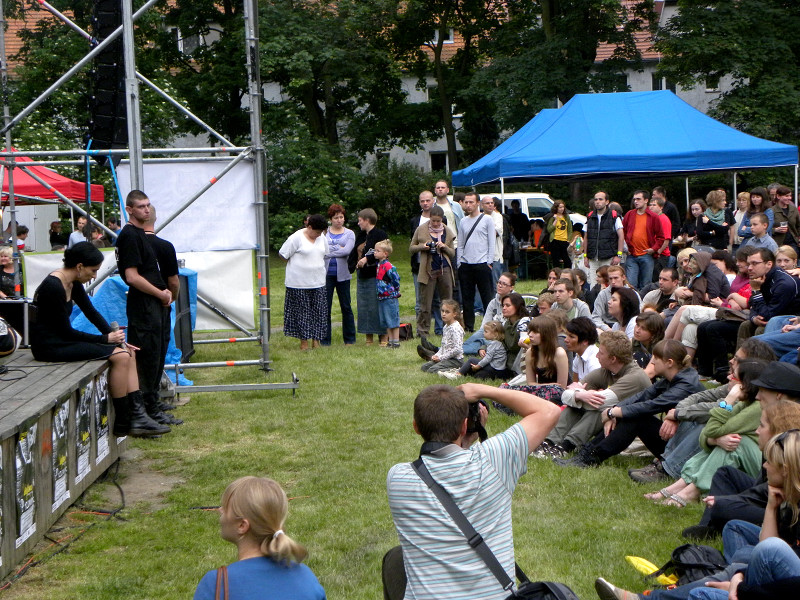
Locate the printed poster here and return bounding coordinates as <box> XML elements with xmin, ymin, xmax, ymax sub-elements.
<box><xmin>95</xmin><ymin>372</ymin><xmax>110</xmax><ymax>465</ymax></box>
<box><xmin>76</xmin><ymin>381</ymin><xmax>92</xmax><ymax>485</ymax></box>
<box><xmin>15</xmin><ymin>420</ymin><xmax>37</xmax><ymax>548</ymax></box>
<box><xmin>52</xmin><ymin>400</ymin><xmax>70</xmax><ymax>512</ymax></box>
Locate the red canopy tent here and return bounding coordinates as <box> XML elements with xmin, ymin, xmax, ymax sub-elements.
<box><xmin>1</xmin><ymin>153</ymin><xmax>105</xmax><ymax>202</ymax></box>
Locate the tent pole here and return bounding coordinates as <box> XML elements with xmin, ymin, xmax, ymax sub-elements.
<box><xmin>500</xmin><ymin>178</ymin><xmax>505</xmax><ymax>202</ymax></box>
<box><xmin>795</xmin><ymin>165</ymin><xmax>798</xmax><ymax>207</ymax></box>
<box><xmin>733</xmin><ymin>172</ymin><xmax>737</xmax><ymax>202</ymax></box>
<box><xmin>685</xmin><ymin>177</ymin><xmax>690</xmax><ymax>212</ymax></box>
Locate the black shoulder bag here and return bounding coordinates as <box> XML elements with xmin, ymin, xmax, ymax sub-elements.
<box><xmin>411</xmin><ymin>452</ymin><xmax>579</xmax><ymax>600</ymax></box>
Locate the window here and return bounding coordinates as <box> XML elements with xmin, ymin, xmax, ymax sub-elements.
<box><xmin>431</xmin><ymin>28</ymin><xmax>454</xmax><ymax>45</ymax></box>
<box><xmin>430</xmin><ymin>152</ymin><xmax>447</xmax><ymax>173</ymax></box>
<box><xmin>652</xmin><ymin>74</ymin><xmax>676</xmax><ymax>93</ymax></box>
<box><xmin>705</xmin><ymin>75</ymin><xmax>720</xmax><ymax>93</ymax></box>
<box><xmin>170</xmin><ymin>27</ymin><xmax>205</xmax><ymax>55</ymax></box>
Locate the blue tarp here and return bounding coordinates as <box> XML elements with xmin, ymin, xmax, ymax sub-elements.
<box><xmin>70</xmin><ymin>269</ymin><xmax>198</xmax><ymax>386</ymax></box>
<box><xmin>452</xmin><ymin>91</ymin><xmax>799</xmax><ymax>186</ymax></box>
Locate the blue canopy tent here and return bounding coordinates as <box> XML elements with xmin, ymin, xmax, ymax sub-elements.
<box><xmin>452</xmin><ymin>91</ymin><xmax>798</xmax><ymax>204</ymax></box>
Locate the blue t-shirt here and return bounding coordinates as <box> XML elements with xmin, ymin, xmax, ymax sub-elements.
<box><xmin>194</xmin><ymin>556</ymin><xmax>326</xmax><ymax>600</ymax></box>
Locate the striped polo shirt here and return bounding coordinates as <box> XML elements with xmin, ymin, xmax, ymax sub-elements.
<box><xmin>387</xmin><ymin>423</ymin><xmax>528</xmax><ymax>600</ymax></box>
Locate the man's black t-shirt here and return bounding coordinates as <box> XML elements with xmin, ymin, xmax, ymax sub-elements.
<box><xmin>147</xmin><ymin>233</ymin><xmax>179</xmax><ymax>280</ymax></box>
<box><xmin>115</xmin><ymin>223</ymin><xmax>166</xmax><ymax>290</ymax></box>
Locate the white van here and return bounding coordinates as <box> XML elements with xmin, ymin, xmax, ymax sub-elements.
<box><xmin>451</xmin><ymin>192</ymin><xmax>586</xmax><ymax>227</ymax></box>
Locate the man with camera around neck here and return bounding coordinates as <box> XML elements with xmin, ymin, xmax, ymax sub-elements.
<box><xmin>386</xmin><ymin>383</ymin><xmax>560</xmax><ymax>600</ymax></box>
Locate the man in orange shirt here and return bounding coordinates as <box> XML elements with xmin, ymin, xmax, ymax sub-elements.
<box><xmin>622</xmin><ymin>190</ymin><xmax>665</xmax><ymax>290</ymax></box>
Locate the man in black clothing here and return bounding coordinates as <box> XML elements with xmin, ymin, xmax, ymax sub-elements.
<box><xmin>143</xmin><ymin>206</ymin><xmax>182</xmax><ymax>425</ymax></box>
<box><xmin>116</xmin><ymin>190</ymin><xmax>175</xmax><ymax>431</ymax></box>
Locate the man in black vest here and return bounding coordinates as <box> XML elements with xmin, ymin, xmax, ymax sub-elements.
<box><xmin>582</xmin><ymin>191</ymin><xmax>624</xmax><ymax>286</ymax></box>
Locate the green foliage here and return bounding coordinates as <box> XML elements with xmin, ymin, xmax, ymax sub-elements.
<box><xmin>361</xmin><ymin>159</ymin><xmax>433</xmax><ymax>234</ymax></box>
<box><xmin>478</xmin><ymin>0</ymin><xmax>655</xmax><ymax>131</ymax></box>
<box><xmin>656</xmin><ymin>0</ymin><xmax>800</xmax><ymax>147</ymax></box>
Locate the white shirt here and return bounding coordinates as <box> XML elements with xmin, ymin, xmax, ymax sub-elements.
<box><xmin>573</xmin><ymin>344</ymin><xmax>601</xmax><ymax>382</ymax></box>
<box><xmin>279</xmin><ymin>228</ymin><xmax>329</xmax><ymax>288</ymax></box>
<box><xmin>489</xmin><ymin>210</ymin><xmax>503</xmax><ymax>262</ymax></box>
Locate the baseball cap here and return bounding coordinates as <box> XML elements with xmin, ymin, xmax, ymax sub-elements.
<box><xmin>752</xmin><ymin>362</ymin><xmax>800</xmax><ymax>397</ymax></box>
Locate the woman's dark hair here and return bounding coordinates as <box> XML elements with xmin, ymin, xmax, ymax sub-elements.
<box><xmin>634</xmin><ymin>312</ymin><xmax>665</xmax><ymax>349</ymax></box>
<box><xmin>63</xmin><ymin>242</ymin><xmax>104</xmax><ymax>268</ymax></box>
<box><xmin>687</xmin><ymin>199</ymin><xmax>707</xmax><ymax>222</ymax></box>
<box><xmin>306</xmin><ymin>214</ymin><xmax>327</xmax><ymax>231</ymax></box>
<box><xmin>610</xmin><ymin>286</ymin><xmax>640</xmax><ymax>327</ymax></box>
<box><xmin>748</xmin><ymin>187</ymin><xmax>772</xmax><ymax>212</ymax></box>
<box><xmin>327</xmin><ymin>204</ymin><xmax>345</xmax><ymax>219</ymax></box>
<box><xmin>565</xmin><ymin>316</ymin><xmax>598</xmax><ymax>345</ymax></box>
<box><xmin>736</xmin><ymin>359</ymin><xmax>771</xmax><ymax>404</ymax></box>
<box><xmin>711</xmin><ymin>250</ymin><xmax>736</xmax><ymax>273</ymax></box>
<box><xmin>500</xmin><ymin>292</ymin><xmax>529</xmax><ymax>319</ymax></box>
<box><xmin>429</xmin><ymin>205</ymin><xmax>445</xmax><ymax>219</ymax></box>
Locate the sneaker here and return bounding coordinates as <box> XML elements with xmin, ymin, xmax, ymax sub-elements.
<box><xmin>682</xmin><ymin>524</ymin><xmax>719</xmax><ymax>541</ymax></box>
<box><xmin>628</xmin><ymin>461</ymin><xmax>669</xmax><ymax>484</ymax></box>
<box><xmin>438</xmin><ymin>369</ymin><xmax>461</xmax><ymax>380</ymax></box>
<box><xmin>531</xmin><ymin>441</ymin><xmax>553</xmax><ymax>458</ymax></box>
<box><xmin>547</xmin><ymin>443</ymin><xmax>568</xmax><ymax>460</ymax></box>
<box><xmin>594</xmin><ymin>577</ymin><xmax>638</xmax><ymax>600</ymax></box>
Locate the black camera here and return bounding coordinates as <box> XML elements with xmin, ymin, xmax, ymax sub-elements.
<box><xmin>426</xmin><ymin>241</ymin><xmax>438</xmax><ymax>254</ymax></box>
<box><xmin>466</xmin><ymin>400</ymin><xmax>488</xmax><ymax>442</ymax></box>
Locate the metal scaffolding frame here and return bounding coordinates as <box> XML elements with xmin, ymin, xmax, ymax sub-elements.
<box><xmin>0</xmin><ymin>0</ymin><xmax>295</xmax><ymax>395</ymax></box>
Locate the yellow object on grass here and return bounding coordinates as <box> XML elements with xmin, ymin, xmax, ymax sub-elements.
<box><xmin>625</xmin><ymin>555</ymin><xmax>679</xmax><ymax>586</ymax></box>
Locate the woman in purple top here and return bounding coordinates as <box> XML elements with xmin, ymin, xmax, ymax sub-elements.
<box><xmin>322</xmin><ymin>204</ymin><xmax>356</xmax><ymax>345</ymax></box>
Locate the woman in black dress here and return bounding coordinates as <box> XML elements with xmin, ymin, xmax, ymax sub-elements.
<box><xmin>31</xmin><ymin>243</ymin><xmax>168</xmax><ymax>437</ymax></box>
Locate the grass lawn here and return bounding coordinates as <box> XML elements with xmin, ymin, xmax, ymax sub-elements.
<box><xmin>1</xmin><ymin>237</ymin><xmax>712</xmax><ymax>599</ymax></box>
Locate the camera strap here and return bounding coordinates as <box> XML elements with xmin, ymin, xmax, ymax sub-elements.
<box><xmin>410</xmin><ymin>456</ymin><xmax>516</xmax><ymax>593</ymax></box>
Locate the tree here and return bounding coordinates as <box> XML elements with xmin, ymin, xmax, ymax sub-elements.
<box><xmin>477</xmin><ymin>0</ymin><xmax>655</xmax><ymax>132</ymax></box>
<box><xmin>655</xmin><ymin>0</ymin><xmax>800</xmax><ymax>147</ymax></box>
<box><xmin>392</xmin><ymin>0</ymin><xmax>509</xmax><ymax>171</ymax></box>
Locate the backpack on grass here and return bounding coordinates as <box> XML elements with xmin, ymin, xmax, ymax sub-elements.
<box><xmin>646</xmin><ymin>544</ymin><xmax>727</xmax><ymax>586</ymax></box>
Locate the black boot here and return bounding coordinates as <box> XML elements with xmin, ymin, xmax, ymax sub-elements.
<box><xmin>144</xmin><ymin>392</ymin><xmax>183</xmax><ymax>426</ymax></box>
<box><xmin>417</xmin><ymin>344</ymin><xmax>435</xmax><ymax>360</ymax></box>
<box><xmin>128</xmin><ymin>390</ymin><xmax>171</xmax><ymax>437</ymax></box>
<box><xmin>111</xmin><ymin>396</ymin><xmax>130</xmax><ymax>437</ymax></box>
<box><xmin>420</xmin><ymin>337</ymin><xmax>438</xmax><ymax>352</ymax></box>
<box><xmin>554</xmin><ymin>445</ymin><xmax>602</xmax><ymax>468</ymax></box>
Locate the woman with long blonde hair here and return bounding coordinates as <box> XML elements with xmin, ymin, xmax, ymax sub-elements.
<box><xmin>194</xmin><ymin>476</ymin><xmax>325</xmax><ymax>600</ymax></box>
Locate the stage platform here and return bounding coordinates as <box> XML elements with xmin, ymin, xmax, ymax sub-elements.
<box><xmin>0</xmin><ymin>350</ymin><xmax>126</xmax><ymax>579</ymax></box>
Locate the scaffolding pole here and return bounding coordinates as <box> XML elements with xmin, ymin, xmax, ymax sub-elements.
<box><xmin>0</xmin><ymin>0</ymin><xmax>20</xmax><ymax>298</ymax></box>
<box><xmin>1</xmin><ymin>0</ymin><xmax>292</xmax><ymax>394</ymax></box>
<box><xmin>243</xmin><ymin>0</ymin><xmax>272</xmax><ymax>366</ymax></box>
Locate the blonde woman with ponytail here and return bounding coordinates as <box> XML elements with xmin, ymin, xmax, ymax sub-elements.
<box><xmin>194</xmin><ymin>477</ymin><xmax>326</xmax><ymax>600</ymax></box>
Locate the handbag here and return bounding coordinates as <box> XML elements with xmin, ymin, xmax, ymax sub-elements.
<box><xmin>715</xmin><ymin>306</ymin><xmax>749</xmax><ymax>322</ymax></box>
<box><xmin>411</xmin><ymin>457</ymin><xmax>579</xmax><ymax>600</ymax></box>
<box><xmin>215</xmin><ymin>566</ymin><xmax>229</xmax><ymax>600</ymax></box>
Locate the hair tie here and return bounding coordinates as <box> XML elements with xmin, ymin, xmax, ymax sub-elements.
<box><xmin>272</xmin><ymin>529</ymin><xmax>284</xmax><ymax>540</ymax></box>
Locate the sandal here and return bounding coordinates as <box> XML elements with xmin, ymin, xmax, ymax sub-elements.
<box><xmin>644</xmin><ymin>488</ymin><xmax>671</xmax><ymax>502</ymax></box>
<box><xmin>662</xmin><ymin>493</ymin><xmax>687</xmax><ymax>508</ymax></box>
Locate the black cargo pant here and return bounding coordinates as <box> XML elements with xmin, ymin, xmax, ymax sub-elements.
<box><xmin>127</xmin><ymin>289</ymin><xmax>170</xmax><ymax>402</ymax></box>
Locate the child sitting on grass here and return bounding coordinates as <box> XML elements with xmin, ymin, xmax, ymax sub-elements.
<box><xmin>374</xmin><ymin>240</ymin><xmax>401</xmax><ymax>349</ymax></box>
<box><xmin>443</xmin><ymin>321</ymin><xmax>507</xmax><ymax>380</ymax></box>
<box><xmin>419</xmin><ymin>299</ymin><xmax>464</xmax><ymax>373</ymax></box>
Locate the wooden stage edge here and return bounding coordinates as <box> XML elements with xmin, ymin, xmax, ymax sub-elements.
<box><xmin>0</xmin><ymin>350</ymin><xmax>127</xmax><ymax>580</ymax></box>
